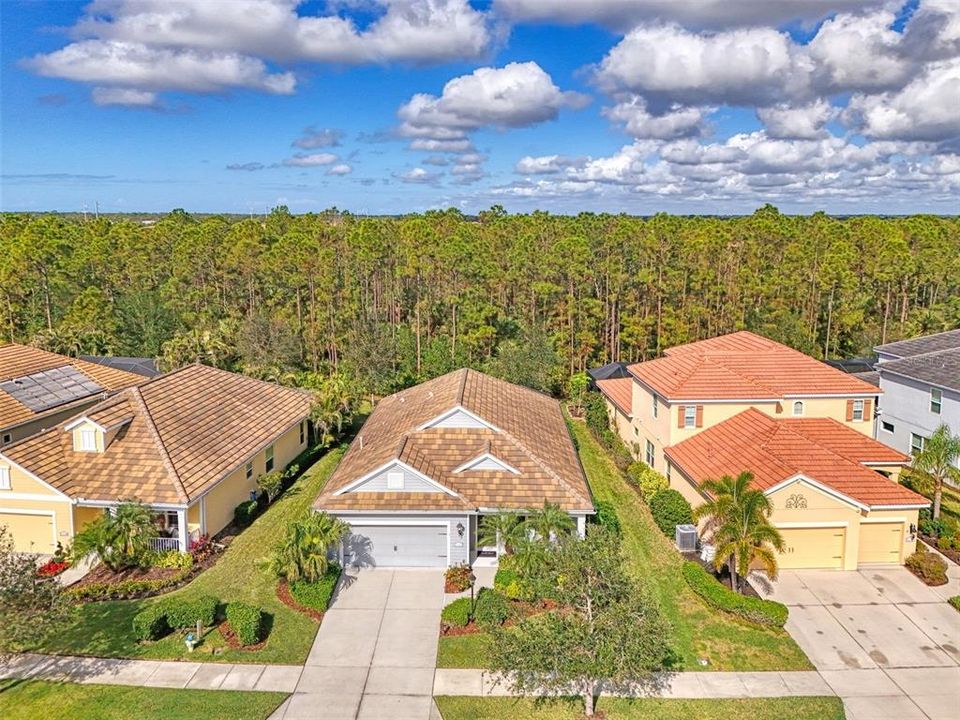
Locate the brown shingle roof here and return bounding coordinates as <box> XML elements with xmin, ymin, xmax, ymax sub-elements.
<box><xmin>628</xmin><ymin>331</ymin><xmax>881</xmax><ymax>400</ymax></box>
<box><xmin>665</xmin><ymin>408</ymin><xmax>925</xmax><ymax>509</ymax></box>
<box><xmin>596</xmin><ymin>378</ymin><xmax>633</xmax><ymax>416</ymax></box>
<box><xmin>0</xmin><ymin>344</ymin><xmax>143</xmax><ymax>430</ymax></box>
<box><xmin>315</xmin><ymin>369</ymin><xmax>593</xmax><ymax>513</ymax></box>
<box><xmin>1</xmin><ymin>364</ymin><xmax>312</xmax><ymax>504</ymax></box>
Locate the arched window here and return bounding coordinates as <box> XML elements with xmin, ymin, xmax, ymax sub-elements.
<box><xmin>792</xmin><ymin>400</ymin><xmax>804</xmax><ymax>416</ymax></box>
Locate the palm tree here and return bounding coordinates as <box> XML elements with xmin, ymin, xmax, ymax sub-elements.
<box><xmin>308</xmin><ymin>373</ymin><xmax>356</xmax><ymax>447</ymax></box>
<box><xmin>694</xmin><ymin>472</ymin><xmax>784</xmax><ymax>594</ymax></box>
<box><xmin>478</xmin><ymin>511</ymin><xmax>527</xmax><ymax>555</ymax></box>
<box><xmin>527</xmin><ymin>501</ymin><xmax>576</xmax><ymax>541</ymax></box>
<box><xmin>911</xmin><ymin>424</ymin><xmax>960</xmax><ymax>520</ymax></box>
<box><xmin>69</xmin><ymin>501</ymin><xmax>155</xmax><ymax>571</ymax></box>
<box><xmin>270</xmin><ymin>512</ymin><xmax>350</xmax><ymax>583</ymax></box>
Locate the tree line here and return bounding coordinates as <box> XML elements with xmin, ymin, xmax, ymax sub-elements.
<box><xmin>1</xmin><ymin>205</ymin><xmax>957</xmax><ymax>395</ymax></box>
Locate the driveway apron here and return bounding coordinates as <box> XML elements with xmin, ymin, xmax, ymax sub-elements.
<box><xmin>271</xmin><ymin>568</ymin><xmax>444</xmax><ymax>720</ymax></box>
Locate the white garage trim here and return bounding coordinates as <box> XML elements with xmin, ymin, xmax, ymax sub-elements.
<box><xmin>0</xmin><ymin>492</ymin><xmax>69</xmax><ymax>503</ymax></box>
<box><xmin>774</xmin><ymin>521</ymin><xmax>848</xmax><ymax>529</ymax></box>
<box><xmin>0</xmin><ymin>507</ymin><xmax>57</xmax><ymax>551</ymax></box>
<box><xmin>343</xmin><ymin>520</ymin><xmax>451</xmax><ymax>566</ymax></box>
<box><xmin>861</xmin><ymin>516</ymin><xmax>907</xmax><ymax>523</ymax></box>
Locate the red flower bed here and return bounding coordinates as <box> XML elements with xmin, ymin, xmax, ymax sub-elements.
<box><xmin>37</xmin><ymin>560</ymin><xmax>69</xmax><ymax>578</ymax></box>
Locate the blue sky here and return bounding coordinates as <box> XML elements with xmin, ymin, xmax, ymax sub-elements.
<box><xmin>1</xmin><ymin>0</ymin><xmax>957</xmax><ymax>215</ymax></box>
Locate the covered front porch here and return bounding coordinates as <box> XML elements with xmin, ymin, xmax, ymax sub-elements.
<box><xmin>73</xmin><ymin>499</ymin><xmax>206</xmax><ymax>554</ymax></box>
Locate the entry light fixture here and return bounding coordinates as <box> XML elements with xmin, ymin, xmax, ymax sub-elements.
<box><xmin>456</xmin><ymin>522</ymin><xmax>465</xmax><ymax>538</ymax></box>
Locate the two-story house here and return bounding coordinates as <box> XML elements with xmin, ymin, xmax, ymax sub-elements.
<box><xmin>873</xmin><ymin>329</ymin><xmax>960</xmax><ymax>464</ymax></box>
<box><xmin>598</xmin><ymin>331</ymin><xmax>927</xmax><ymax>570</ymax></box>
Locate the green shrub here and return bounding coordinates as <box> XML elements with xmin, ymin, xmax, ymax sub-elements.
<box><xmin>905</xmin><ymin>548</ymin><xmax>948</xmax><ymax>586</ymax></box>
<box><xmin>289</xmin><ymin>563</ymin><xmax>341</xmax><ymax>613</ymax></box>
<box><xmin>445</xmin><ymin>563</ymin><xmax>473</xmax><ymax>592</ymax></box>
<box><xmin>441</xmin><ymin>597</ymin><xmax>473</xmax><ymax>628</ymax></box>
<box><xmin>949</xmin><ymin>596</ymin><xmax>960</xmax><ymax>613</ymax></box>
<box><xmin>592</xmin><ymin>500</ymin><xmax>621</xmax><ymax>536</ymax></box>
<box><xmin>164</xmin><ymin>595</ymin><xmax>219</xmax><ymax>630</ymax></box>
<box><xmin>132</xmin><ymin>604</ymin><xmax>170</xmax><ymax>642</ymax></box>
<box><xmin>682</xmin><ymin>562</ymin><xmax>787</xmax><ymax>628</ymax></box>
<box><xmin>920</xmin><ymin>514</ymin><xmax>947</xmax><ymax>539</ymax></box>
<box><xmin>649</xmin><ymin>488</ymin><xmax>694</xmax><ymax>537</ymax></box>
<box><xmin>64</xmin><ymin>567</ymin><xmax>192</xmax><ymax>602</ymax></box>
<box><xmin>583</xmin><ymin>391</ymin><xmax>610</xmax><ymax>438</ymax></box>
<box><xmin>226</xmin><ymin>602</ymin><xmax>263</xmax><ymax>646</ymax></box>
<box><xmin>233</xmin><ymin>500</ymin><xmax>259</xmax><ymax>528</ymax></box>
<box><xmin>473</xmin><ymin>587</ymin><xmax>509</xmax><ymax>630</ymax></box>
<box><xmin>152</xmin><ymin>550</ymin><xmax>194</xmax><ymax>570</ymax></box>
<box><xmin>937</xmin><ymin>535</ymin><xmax>957</xmax><ymax>552</ymax></box>
<box><xmin>257</xmin><ymin>470</ymin><xmax>283</xmax><ymax>503</ymax></box>
<box><xmin>627</xmin><ymin>462</ymin><xmax>669</xmax><ymax>502</ymax></box>
<box><xmin>493</xmin><ymin>566</ymin><xmax>534</xmax><ymax>601</ymax></box>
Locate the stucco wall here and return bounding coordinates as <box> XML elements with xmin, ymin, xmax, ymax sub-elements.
<box><xmin>0</xmin><ymin>460</ymin><xmax>73</xmax><ymax>552</ymax></box>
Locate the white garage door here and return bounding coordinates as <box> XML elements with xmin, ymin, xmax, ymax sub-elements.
<box><xmin>776</xmin><ymin>526</ymin><xmax>846</xmax><ymax>569</ymax></box>
<box><xmin>344</xmin><ymin>525</ymin><xmax>448</xmax><ymax>567</ymax></box>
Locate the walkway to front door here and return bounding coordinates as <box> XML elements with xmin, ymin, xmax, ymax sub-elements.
<box><xmin>269</xmin><ymin>568</ymin><xmax>445</xmax><ymax>720</ymax></box>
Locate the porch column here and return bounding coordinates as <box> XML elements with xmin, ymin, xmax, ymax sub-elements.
<box><xmin>576</xmin><ymin>515</ymin><xmax>586</xmax><ymax>538</ymax></box>
<box><xmin>177</xmin><ymin>509</ymin><xmax>188</xmax><ymax>553</ymax></box>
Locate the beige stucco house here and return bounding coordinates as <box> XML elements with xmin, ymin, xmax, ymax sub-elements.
<box><xmin>0</xmin><ymin>364</ymin><xmax>312</xmax><ymax>554</ymax></box>
<box><xmin>597</xmin><ymin>331</ymin><xmax>927</xmax><ymax>569</ymax></box>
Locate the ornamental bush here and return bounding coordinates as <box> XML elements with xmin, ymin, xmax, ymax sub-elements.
<box><xmin>132</xmin><ymin>604</ymin><xmax>170</xmax><ymax>642</ymax></box>
<box><xmin>905</xmin><ymin>548</ymin><xmax>948</xmax><ymax>586</ymax></box>
<box><xmin>627</xmin><ymin>462</ymin><xmax>669</xmax><ymax>502</ymax></box>
<box><xmin>682</xmin><ymin>562</ymin><xmax>788</xmax><ymax>628</ymax></box>
<box><xmin>649</xmin><ymin>488</ymin><xmax>694</xmax><ymax>537</ymax></box>
<box><xmin>445</xmin><ymin>563</ymin><xmax>473</xmax><ymax>593</ymax></box>
<box><xmin>473</xmin><ymin>587</ymin><xmax>509</xmax><ymax>630</ymax></box>
<box><xmin>289</xmin><ymin>563</ymin><xmax>342</xmax><ymax>613</ymax></box>
<box><xmin>949</xmin><ymin>596</ymin><xmax>960</xmax><ymax>613</ymax></box>
<box><xmin>226</xmin><ymin>602</ymin><xmax>263</xmax><ymax>646</ymax></box>
<box><xmin>441</xmin><ymin>597</ymin><xmax>473</xmax><ymax>629</ymax></box>
<box><xmin>493</xmin><ymin>566</ymin><xmax>534</xmax><ymax>601</ymax></box>
<box><xmin>233</xmin><ymin>500</ymin><xmax>259</xmax><ymax>528</ymax></box>
<box><xmin>583</xmin><ymin>392</ymin><xmax>610</xmax><ymax>438</ymax></box>
<box><xmin>164</xmin><ymin>595</ymin><xmax>219</xmax><ymax>630</ymax></box>
<box><xmin>592</xmin><ymin>500</ymin><xmax>621</xmax><ymax>536</ymax></box>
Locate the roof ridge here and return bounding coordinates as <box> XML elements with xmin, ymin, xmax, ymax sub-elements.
<box><xmin>456</xmin><ymin>368</ymin><xmax>469</xmax><ymax>406</ymax></box>
<box><xmin>128</xmin><ymin>386</ymin><xmax>190</xmax><ymax>504</ymax></box>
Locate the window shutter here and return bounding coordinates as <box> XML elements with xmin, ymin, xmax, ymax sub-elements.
<box><xmin>846</xmin><ymin>399</ymin><xmax>854</xmax><ymax>421</ymax></box>
<box><xmin>863</xmin><ymin>398</ymin><xmax>872</xmax><ymax>420</ymax></box>
<box><xmin>677</xmin><ymin>406</ymin><xmax>686</xmax><ymax>429</ymax></box>
<box><xmin>695</xmin><ymin>405</ymin><xmax>703</xmax><ymax>428</ymax></box>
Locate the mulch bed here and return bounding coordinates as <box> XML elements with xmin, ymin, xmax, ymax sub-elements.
<box><xmin>72</xmin><ymin>563</ymin><xmax>182</xmax><ymax>588</ymax></box>
<box><xmin>217</xmin><ymin>621</ymin><xmax>267</xmax><ymax>651</ymax></box>
<box><xmin>276</xmin><ymin>580</ymin><xmax>325</xmax><ymax>621</ymax></box>
<box><xmin>440</xmin><ymin>597</ymin><xmax>559</xmax><ymax>636</ymax></box>
<box><xmin>445</xmin><ymin>581</ymin><xmax>471</xmax><ymax>593</ymax></box>
<box><xmin>920</xmin><ymin>535</ymin><xmax>960</xmax><ymax>565</ymax></box>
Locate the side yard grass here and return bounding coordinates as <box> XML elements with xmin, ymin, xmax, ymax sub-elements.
<box><xmin>438</xmin><ymin>420</ymin><xmax>811</xmax><ymax>671</ymax></box>
<box><xmin>435</xmin><ymin>696</ymin><xmax>845</xmax><ymax>720</ymax></box>
<box><xmin>24</xmin><ymin>447</ymin><xmax>345</xmax><ymax>665</ymax></box>
<box><xmin>0</xmin><ymin>680</ymin><xmax>286</xmax><ymax>720</ymax></box>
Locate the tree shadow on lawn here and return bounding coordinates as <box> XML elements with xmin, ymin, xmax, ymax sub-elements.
<box><xmin>40</xmin><ymin>600</ymin><xmax>146</xmax><ymax>658</ymax></box>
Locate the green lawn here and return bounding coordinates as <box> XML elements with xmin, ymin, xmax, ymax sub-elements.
<box><xmin>0</xmin><ymin>680</ymin><xmax>286</xmax><ymax>720</ymax></box>
<box><xmin>24</xmin><ymin>446</ymin><xmax>345</xmax><ymax>665</ymax></box>
<box><xmin>435</xmin><ymin>696</ymin><xmax>845</xmax><ymax>720</ymax></box>
<box><xmin>438</xmin><ymin>421</ymin><xmax>810</xmax><ymax>671</ymax></box>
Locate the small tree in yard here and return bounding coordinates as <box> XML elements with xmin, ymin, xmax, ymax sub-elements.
<box><xmin>69</xmin><ymin>500</ymin><xmax>156</xmax><ymax>571</ymax></box>
<box><xmin>568</xmin><ymin>372</ymin><xmax>590</xmax><ymax>416</ymax></box>
<box><xmin>478</xmin><ymin>511</ymin><xmax>527</xmax><ymax>555</ymax></box>
<box><xmin>911</xmin><ymin>424</ymin><xmax>960</xmax><ymax>520</ymax></box>
<box><xmin>257</xmin><ymin>470</ymin><xmax>283</xmax><ymax>503</ymax></box>
<box><xmin>0</xmin><ymin>526</ymin><xmax>69</xmax><ymax>655</ymax></box>
<box><xmin>694</xmin><ymin>471</ymin><xmax>784</xmax><ymax>594</ymax></box>
<box><xmin>488</xmin><ymin>528</ymin><xmax>673</xmax><ymax>717</ymax></box>
<box><xmin>527</xmin><ymin>501</ymin><xmax>576</xmax><ymax>541</ymax></box>
<box><xmin>270</xmin><ymin>512</ymin><xmax>349</xmax><ymax>583</ymax></box>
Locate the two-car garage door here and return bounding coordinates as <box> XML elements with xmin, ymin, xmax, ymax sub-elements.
<box><xmin>344</xmin><ymin>525</ymin><xmax>448</xmax><ymax>568</ymax></box>
<box><xmin>0</xmin><ymin>511</ymin><xmax>56</xmax><ymax>553</ymax></box>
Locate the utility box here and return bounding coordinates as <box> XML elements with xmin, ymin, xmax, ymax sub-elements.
<box><xmin>675</xmin><ymin>524</ymin><xmax>697</xmax><ymax>553</ymax></box>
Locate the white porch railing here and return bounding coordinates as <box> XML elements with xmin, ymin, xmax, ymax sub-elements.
<box><xmin>149</xmin><ymin>537</ymin><xmax>181</xmax><ymax>553</ymax></box>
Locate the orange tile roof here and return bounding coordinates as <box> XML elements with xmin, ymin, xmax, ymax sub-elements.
<box><xmin>315</xmin><ymin>369</ymin><xmax>593</xmax><ymax>513</ymax></box>
<box><xmin>628</xmin><ymin>331</ymin><xmax>881</xmax><ymax>400</ymax></box>
<box><xmin>0</xmin><ymin>344</ymin><xmax>143</xmax><ymax>430</ymax></box>
<box><xmin>665</xmin><ymin>408</ymin><xmax>925</xmax><ymax>509</ymax></box>
<box><xmin>2</xmin><ymin>364</ymin><xmax>312</xmax><ymax>504</ymax></box>
<box><xmin>596</xmin><ymin>378</ymin><xmax>633</xmax><ymax>416</ymax></box>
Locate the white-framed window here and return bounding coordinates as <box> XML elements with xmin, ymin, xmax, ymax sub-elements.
<box><xmin>0</xmin><ymin>466</ymin><xmax>10</xmax><ymax>490</ymax></box>
<box><xmin>683</xmin><ymin>405</ymin><xmax>696</xmax><ymax>428</ymax></box>
<box><xmin>911</xmin><ymin>433</ymin><xmax>926</xmax><ymax>455</ymax></box>
<box><xmin>852</xmin><ymin>399</ymin><xmax>865</xmax><ymax>422</ymax></box>
<box><xmin>245</xmin><ymin>461</ymin><xmax>253</xmax><ymax>480</ymax></box>
<box><xmin>931</xmin><ymin>388</ymin><xmax>942</xmax><ymax>414</ymax></box>
<box><xmin>652</xmin><ymin>395</ymin><xmax>658</xmax><ymax>419</ymax></box>
<box><xmin>645</xmin><ymin>440</ymin><xmax>655</xmax><ymax>467</ymax></box>
<box><xmin>881</xmin><ymin>420</ymin><xmax>895</xmax><ymax>434</ymax></box>
<box><xmin>792</xmin><ymin>400</ymin><xmax>804</xmax><ymax>416</ymax></box>
<box><xmin>1</xmin><ymin>433</ymin><xmax>10</xmax><ymax>445</ymax></box>
<box><xmin>79</xmin><ymin>428</ymin><xmax>97</xmax><ymax>451</ymax></box>
<box><xmin>265</xmin><ymin>444</ymin><xmax>275</xmax><ymax>472</ymax></box>
<box><xmin>386</xmin><ymin>470</ymin><xmax>404</xmax><ymax>490</ymax></box>
<box><xmin>299</xmin><ymin>420</ymin><xmax>306</xmax><ymax>444</ymax></box>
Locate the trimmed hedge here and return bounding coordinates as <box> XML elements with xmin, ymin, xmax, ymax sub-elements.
<box><xmin>164</xmin><ymin>595</ymin><xmax>219</xmax><ymax>630</ymax></box>
<box><xmin>65</xmin><ymin>567</ymin><xmax>192</xmax><ymax>602</ymax></box>
<box><xmin>682</xmin><ymin>562</ymin><xmax>788</xmax><ymax>628</ymax></box>
<box><xmin>132</xmin><ymin>604</ymin><xmax>170</xmax><ymax>642</ymax></box>
<box><xmin>649</xmin><ymin>488</ymin><xmax>694</xmax><ymax>537</ymax></box>
<box><xmin>473</xmin><ymin>587</ymin><xmax>509</xmax><ymax>630</ymax></box>
<box><xmin>233</xmin><ymin>500</ymin><xmax>259</xmax><ymax>528</ymax></box>
<box><xmin>290</xmin><ymin>563</ymin><xmax>342</xmax><ymax>613</ymax></box>
<box><xmin>592</xmin><ymin>499</ymin><xmax>622</xmax><ymax>536</ymax></box>
<box><xmin>905</xmin><ymin>548</ymin><xmax>948</xmax><ymax>586</ymax></box>
<box><xmin>627</xmin><ymin>462</ymin><xmax>669</xmax><ymax>502</ymax></box>
<box><xmin>441</xmin><ymin>597</ymin><xmax>473</xmax><ymax>628</ymax></box>
<box><xmin>226</xmin><ymin>602</ymin><xmax>264</xmax><ymax>646</ymax></box>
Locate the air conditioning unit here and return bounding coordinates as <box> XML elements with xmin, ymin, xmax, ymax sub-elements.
<box><xmin>675</xmin><ymin>524</ymin><xmax>697</xmax><ymax>553</ymax></box>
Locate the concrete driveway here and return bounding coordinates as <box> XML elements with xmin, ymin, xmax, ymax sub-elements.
<box><xmin>270</xmin><ymin>568</ymin><xmax>444</xmax><ymax>720</ymax></box>
<box><xmin>753</xmin><ymin>567</ymin><xmax>960</xmax><ymax>720</ymax></box>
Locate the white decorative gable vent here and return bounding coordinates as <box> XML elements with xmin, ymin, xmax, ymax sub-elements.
<box><xmin>453</xmin><ymin>452</ymin><xmax>519</xmax><ymax>475</ymax></box>
<box><xmin>420</xmin><ymin>405</ymin><xmax>499</xmax><ymax>432</ymax></box>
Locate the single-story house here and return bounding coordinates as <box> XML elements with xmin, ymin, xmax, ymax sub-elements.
<box><xmin>314</xmin><ymin>368</ymin><xmax>594</xmax><ymax>568</ymax></box>
<box><xmin>665</xmin><ymin>408</ymin><xmax>929</xmax><ymax>570</ymax></box>
<box><xmin>0</xmin><ymin>363</ymin><xmax>312</xmax><ymax>554</ymax></box>
<box><xmin>0</xmin><ymin>343</ymin><xmax>144</xmax><ymax>446</ymax></box>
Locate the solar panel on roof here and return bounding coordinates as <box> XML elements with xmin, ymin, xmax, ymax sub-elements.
<box><xmin>0</xmin><ymin>365</ymin><xmax>103</xmax><ymax>412</ymax></box>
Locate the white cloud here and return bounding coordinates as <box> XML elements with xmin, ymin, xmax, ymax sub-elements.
<box><xmin>326</xmin><ymin>163</ymin><xmax>353</xmax><ymax>175</ymax></box>
<box><xmin>282</xmin><ymin>152</ymin><xmax>339</xmax><ymax>167</ymax></box>
<box><xmin>91</xmin><ymin>86</ymin><xmax>159</xmax><ymax>107</ymax></box>
<box><xmin>757</xmin><ymin>99</ymin><xmax>837</xmax><ymax>139</ymax></box>
<box><xmin>515</xmin><ymin>155</ymin><xmax>587</xmax><ymax>174</ymax></box>
<box><xmin>604</xmin><ymin>98</ymin><xmax>711</xmax><ymax>139</ymax></box>
<box><xmin>394</xmin><ymin>167</ymin><xmax>442</xmax><ymax>183</ymax></box>
<box><xmin>293</xmin><ymin>127</ymin><xmax>343</xmax><ymax>149</ymax></box>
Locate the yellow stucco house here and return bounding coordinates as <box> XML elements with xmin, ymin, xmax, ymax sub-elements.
<box><xmin>597</xmin><ymin>331</ymin><xmax>928</xmax><ymax>569</ymax></box>
<box><xmin>0</xmin><ymin>364</ymin><xmax>312</xmax><ymax>554</ymax></box>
